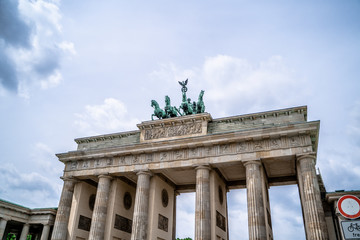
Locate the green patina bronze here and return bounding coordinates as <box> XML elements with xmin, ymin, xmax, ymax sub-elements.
<box><xmin>151</xmin><ymin>100</ymin><xmax>167</xmax><ymax>120</ymax></box>
<box><xmin>150</xmin><ymin>79</ymin><xmax>205</xmax><ymax>120</ymax></box>
<box><xmin>165</xmin><ymin>95</ymin><xmax>181</xmax><ymax>117</ymax></box>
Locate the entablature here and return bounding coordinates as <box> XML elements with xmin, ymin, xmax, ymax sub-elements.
<box><xmin>58</xmin><ymin>120</ymin><xmax>319</xmax><ymax>163</ymax></box>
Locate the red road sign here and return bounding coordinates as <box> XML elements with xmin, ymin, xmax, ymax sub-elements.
<box><xmin>338</xmin><ymin>195</ymin><xmax>360</xmax><ymax>219</ymax></box>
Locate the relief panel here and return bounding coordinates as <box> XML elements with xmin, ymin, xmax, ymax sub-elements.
<box><xmin>78</xmin><ymin>215</ymin><xmax>91</xmax><ymax>232</ymax></box>
<box><xmin>114</xmin><ymin>214</ymin><xmax>132</xmax><ymax>234</ymax></box>
<box><xmin>216</xmin><ymin>211</ymin><xmax>226</xmax><ymax>232</ymax></box>
<box><xmin>144</xmin><ymin>122</ymin><xmax>202</xmax><ymax>140</ymax></box>
<box><xmin>158</xmin><ymin>214</ymin><xmax>168</xmax><ymax>232</ymax></box>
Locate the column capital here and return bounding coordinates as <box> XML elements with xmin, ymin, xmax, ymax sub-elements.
<box><xmin>60</xmin><ymin>176</ymin><xmax>78</xmax><ymax>183</ymax></box>
<box><xmin>135</xmin><ymin>169</ymin><xmax>153</xmax><ymax>177</ymax></box>
<box><xmin>194</xmin><ymin>164</ymin><xmax>211</xmax><ymax>171</ymax></box>
<box><xmin>243</xmin><ymin>159</ymin><xmax>262</xmax><ymax>167</ymax></box>
<box><xmin>296</xmin><ymin>153</ymin><xmax>316</xmax><ymax>162</ymax></box>
<box><xmin>98</xmin><ymin>174</ymin><xmax>113</xmax><ymax>179</ymax></box>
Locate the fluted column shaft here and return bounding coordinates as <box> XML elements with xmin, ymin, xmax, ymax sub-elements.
<box><xmin>51</xmin><ymin>177</ymin><xmax>76</xmax><ymax>240</ymax></box>
<box><xmin>195</xmin><ymin>165</ymin><xmax>211</xmax><ymax>240</ymax></box>
<box><xmin>19</xmin><ymin>223</ymin><xmax>30</xmax><ymax>240</ymax></box>
<box><xmin>89</xmin><ymin>175</ymin><xmax>112</xmax><ymax>240</ymax></box>
<box><xmin>297</xmin><ymin>154</ymin><xmax>329</xmax><ymax>240</ymax></box>
<box><xmin>131</xmin><ymin>170</ymin><xmax>152</xmax><ymax>240</ymax></box>
<box><xmin>244</xmin><ymin>161</ymin><xmax>266</xmax><ymax>240</ymax></box>
<box><xmin>172</xmin><ymin>191</ymin><xmax>179</xmax><ymax>240</ymax></box>
<box><xmin>0</xmin><ymin>218</ymin><xmax>8</xmax><ymax>239</ymax></box>
<box><xmin>40</xmin><ymin>224</ymin><xmax>50</xmax><ymax>240</ymax></box>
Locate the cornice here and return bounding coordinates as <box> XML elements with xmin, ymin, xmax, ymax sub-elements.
<box><xmin>326</xmin><ymin>191</ymin><xmax>360</xmax><ymax>202</ymax></box>
<box><xmin>0</xmin><ymin>199</ymin><xmax>56</xmax><ymax>217</ymax></box>
<box><xmin>74</xmin><ymin>130</ymin><xmax>140</xmax><ymax>145</ymax></box>
<box><xmin>211</xmin><ymin>106</ymin><xmax>307</xmax><ymax>123</ymax></box>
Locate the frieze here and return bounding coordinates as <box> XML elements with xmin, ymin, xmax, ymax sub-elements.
<box><xmin>65</xmin><ymin>135</ymin><xmax>311</xmax><ymax>171</ymax></box>
<box><xmin>160</xmin><ymin>152</ymin><xmax>168</xmax><ymax>162</ymax></box>
<box><xmin>204</xmin><ymin>146</ymin><xmax>215</xmax><ymax>156</ymax></box>
<box><xmin>237</xmin><ymin>141</ymin><xmax>249</xmax><ymax>152</ymax></box>
<box><xmin>82</xmin><ymin>160</ymin><xmax>89</xmax><ymax>169</ymax></box>
<box><xmin>119</xmin><ymin>156</ymin><xmax>126</xmax><ymax>164</ymax></box>
<box><xmin>189</xmin><ymin>148</ymin><xmax>200</xmax><ymax>158</ymax></box>
<box><xmin>95</xmin><ymin>159</ymin><xmax>101</xmax><ymax>167</ymax></box>
<box><xmin>70</xmin><ymin>161</ymin><xmax>77</xmax><ymax>169</ymax></box>
<box><xmin>132</xmin><ymin>155</ymin><xmax>140</xmax><ymax>164</ymax></box>
<box><xmin>174</xmin><ymin>150</ymin><xmax>185</xmax><ymax>159</ymax></box>
<box><xmin>144</xmin><ymin>122</ymin><xmax>202</xmax><ymax>140</ymax></box>
<box><xmin>106</xmin><ymin>158</ymin><xmax>113</xmax><ymax>165</ymax></box>
<box><xmin>220</xmin><ymin>144</ymin><xmax>232</xmax><ymax>154</ymax></box>
<box><xmin>269</xmin><ymin>138</ymin><xmax>281</xmax><ymax>149</ymax></box>
<box><xmin>289</xmin><ymin>136</ymin><xmax>300</xmax><ymax>147</ymax></box>
<box><xmin>145</xmin><ymin>154</ymin><xmax>153</xmax><ymax>163</ymax></box>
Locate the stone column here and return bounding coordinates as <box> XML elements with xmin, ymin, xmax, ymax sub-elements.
<box><xmin>89</xmin><ymin>174</ymin><xmax>112</xmax><ymax>240</ymax></box>
<box><xmin>172</xmin><ymin>191</ymin><xmax>179</xmax><ymax>240</ymax></box>
<box><xmin>40</xmin><ymin>224</ymin><xmax>50</xmax><ymax>240</ymax></box>
<box><xmin>244</xmin><ymin>160</ymin><xmax>266</xmax><ymax>240</ymax></box>
<box><xmin>195</xmin><ymin>165</ymin><xmax>211</xmax><ymax>240</ymax></box>
<box><xmin>51</xmin><ymin>177</ymin><xmax>76</xmax><ymax>240</ymax></box>
<box><xmin>297</xmin><ymin>154</ymin><xmax>329</xmax><ymax>240</ymax></box>
<box><xmin>131</xmin><ymin>170</ymin><xmax>152</xmax><ymax>240</ymax></box>
<box><xmin>19</xmin><ymin>223</ymin><xmax>30</xmax><ymax>240</ymax></box>
<box><xmin>0</xmin><ymin>218</ymin><xmax>8</xmax><ymax>239</ymax></box>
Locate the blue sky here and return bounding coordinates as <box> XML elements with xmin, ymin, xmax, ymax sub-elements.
<box><xmin>1</xmin><ymin>1</ymin><xmax>360</xmax><ymax>239</ymax></box>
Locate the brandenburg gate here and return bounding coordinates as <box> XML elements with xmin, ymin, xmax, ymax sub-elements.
<box><xmin>50</xmin><ymin>82</ymin><xmax>328</xmax><ymax>240</ymax></box>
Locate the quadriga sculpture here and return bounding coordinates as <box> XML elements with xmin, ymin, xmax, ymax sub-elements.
<box><xmin>150</xmin><ymin>79</ymin><xmax>205</xmax><ymax>120</ymax></box>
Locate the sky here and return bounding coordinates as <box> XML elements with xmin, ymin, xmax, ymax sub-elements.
<box><xmin>0</xmin><ymin>0</ymin><xmax>360</xmax><ymax>239</ymax></box>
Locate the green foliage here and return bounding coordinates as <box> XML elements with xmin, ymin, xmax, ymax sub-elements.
<box><xmin>6</xmin><ymin>233</ymin><xmax>16</xmax><ymax>240</ymax></box>
<box><xmin>6</xmin><ymin>232</ymin><xmax>32</xmax><ymax>240</ymax></box>
<box><xmin>176</xmin><ymin>238</ymin><xmax>192</xmax><ymax>240</ymax></box>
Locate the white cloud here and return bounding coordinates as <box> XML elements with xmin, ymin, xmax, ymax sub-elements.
<box><xmin>149</xmin><ymin>63</ymin><xmax>198</xmax><ymax>84</ymax></box>
<box><xmin>269</xmin><ymin>186</ymin><xmax>305</xmax><ymax>240</ymax></box>
<box><xmin>202</xmin><ymin>55</ymin><xmax>305</xmax><ymax>114</ymax></box>
<box><xmin>74</xmin><ymin>98</ymin><xmax>140</xmax><ymax>135</ymax></box>
<box><xmin>0</xmin><ymin>0</ymin><xmax>74</xmax><ymax>97</ymax></box>
<box><xmin>19</xmin><ymin>0</ymin><xmax>62</xmax><ymax>34</ymax></box>
<box><xmin>347</xmin><ymin>100</ymin><xmax>360</xmax><ymax>138</ymax></box>
<box><xmin>30</xmin><ymin>142</ymin><xmax>63</xmax><ymax>178</ymax></box>
<box><xmin>58</xmin><ymin>41</ymin><xmax>77</xmax><ymax>55</ymax></box>
<box><xmin>176</xmin><ymin>193</ymin><xmax>195</xmax><ymax>239</ymax></box>
<box><xmin>40</xmin><ymin>70</ymin><xmax>62</xmax><ymax>89</ymax></box>
<box><xmin>0</xmin><ymin>164</ymin><xmax>61</xmax><ymax>208</ymax></box>
<box><xmin>228</xmin><ymin>189</ymin><xmax>248</xmax><ymax>240</ymax></box>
